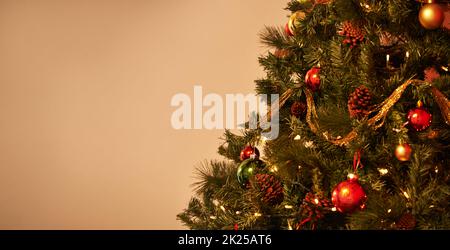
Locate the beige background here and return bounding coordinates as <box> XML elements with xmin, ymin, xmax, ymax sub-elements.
<box><xmin>0</xmin><ymin>0</ymin><xmax>285</xmax><ymax>229</ymax></box>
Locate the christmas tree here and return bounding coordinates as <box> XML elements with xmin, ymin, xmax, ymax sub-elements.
<box><xmin>178</xmin><ymin>0</ymin><xmax>450</xmax><ymax>230</ymax></box>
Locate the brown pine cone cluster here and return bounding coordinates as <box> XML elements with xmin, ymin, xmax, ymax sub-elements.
<box><xmin>254</xmin><ymin>173</ymin><xmax>284</xmax><ymax>205</ymax></box>
<box><xmin>290</xmin><ymin>101</ymin><xmax>307</xmax><ymax>118</ymax></box>
<box><xmin>339</xmin><ymin>20</ymin><xmax>366</xmax><ymax>47</ymax></box>
<box><xmin>274</xmin><ymin>49</ymin><xmax>291</xmax><ymax>59</ymax></box>
<box><xmin>395</xmin><ymin>213</ymin><xmax>417</xmax><ymax>230</ymax></box>
<box><xmin>348</xmin><ymin>85</ymin><xmax>373</xmax><ymax>119</ymax></box>
<box><xmin>295</xmin><ymin>192</ymin><xmax>332</xmax><ymax>230</ymax></box>
<box><xmin>379</xmin><ymin>31</ymin><xmax>401</xmax><ymax>47</ymax></box>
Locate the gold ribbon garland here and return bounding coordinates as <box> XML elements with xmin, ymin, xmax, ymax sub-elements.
<box><xmin>277</xmin><ymin>79</ymin><xmax>450</xmax><ymax>146</ymax></box>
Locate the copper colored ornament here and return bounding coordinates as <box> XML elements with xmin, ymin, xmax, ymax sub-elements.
<box><xmin>407</xmin><ymin>101</ymin><xmax>432</xmax><ymax>131</ymax></box>
<box><xmin>240</xmin><ymin>146</ymin><xmax>260</xmax><ymax>161</ymax></box>
<box><xmin>419</xmin><ymin>3</ymin><xmax>445</xmax><ymax>30</ymax></box>
<box><xmin>331</xmin><ymin>176</ymin><xmax>367</xmax><ymax>213</ymax></box>
<box><xmin>395</xmin><ymin>143</ymin><xmax>412</xmax><ymax>162</ymax></box>
<box><xmin>305</xmin><ymin>67</ymin><xmax>321</xmax><ymax>92</ymax></box>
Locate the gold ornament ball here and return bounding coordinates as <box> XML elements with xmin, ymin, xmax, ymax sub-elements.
<box><xmin>419</xmin><ymin>3</ymin><xmax>445</xmax><ymax>30</ymax></box>
<box><xmin>288</xmin><ymin>11</ymin><xmax>306</xmax><ymax>35</ymax></box>
<box><xmin>395</xmin><ymin>143</ymin><xmax>412</xmax><ymax>162</ymax></box>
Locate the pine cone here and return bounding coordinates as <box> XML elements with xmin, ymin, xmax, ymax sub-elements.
<box><xmin>424</xmin><ymin>67</ymin><xmax>440</xmax><ymax>83</ymax></box>
<box><xmin>339</xmin><ymin>20</ymin><xmax>366</xmax><ymax>47</ymax></box>
<box><xmin>291</xmin><ymin>101</ymin><xmax>307</xmax><ymax>118</ymax></box>
<box><xmin>348</xmin><ymin>85</ymin><xmax>373</xmax><ymax>119</ymax></box>
<box><xmin>254</xmin><ymin>173</ymin><xmax>284</xmax><ymax>205</ymax></box>
<box><xmin>274</xmin><ymin>49</ymin><xmax>291</xmax><ymax>59</ymax></box>
<box><xmin>396</xmin><ymin>213</ymin><xmax>416</xmax><ymax>230</ymax></box>
<box><xmin>379</xmin><ymin>31</ymin><xmax>398</xmax><ymax>47</ymax></box>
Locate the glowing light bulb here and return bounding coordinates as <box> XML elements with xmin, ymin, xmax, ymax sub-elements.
<box><xmin>347</xmin><ymin>173</ymin><xmax>358</xmax><ymax>181</ymax></box>
<box><xmin>378</xmin><ymin>168</ymin><xmax>389</xmax><ymax>175</ymax></box>
<box><xmin>403</xmin><ymin>191</ymin><xmax>410</xmax><ymax>199</ymax></box>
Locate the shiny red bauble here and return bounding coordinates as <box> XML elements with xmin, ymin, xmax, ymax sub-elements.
<box><xmin>331</xmin><ymin>177</ymin><xmax>367</xmax><ymax>213</ymax></box>
<box><xmin>240</xmin><ymin>146</ymin><xmax>260</xmax><ymax>161</ymax></box>
<box><xmin>407</xmin><ymin>103</ymin><xmax>432</xmax><ymax>131</ymax></box>
<box><xmin>305</xmin><ymin>67</ymin><xmax>321</xmax><ymax>92</ymax></box>
<box><xmin>395</xmin><ymin>143</ymin><xmax>412</xmax><ymax>162</ymax></box>
<box><xmin>285</xmin><ymin>23</ymin><xmax>294</xmax><ymax>36</ymax></box>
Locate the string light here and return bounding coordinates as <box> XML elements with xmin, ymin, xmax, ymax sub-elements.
<box><xmin>393</xmin><ymin>128</ymin><xmax>402</xmax><ymax>133</ymax></box>
<box><xmin>235</xmin><ymin>211</ymin><xmax>241</xmax><ymax>215</ymax></box>
<box><xmin>435</xmin><ymin>166</ymin><xmax>439</xmax><ymax>173</ymax></box>
<box><xmin>254</xmin><ymin>212</ymin><xmax>262</xmax><ymax>217</ymax></box>
<box><xmin>403</xmin><ymin>191</ymin><xmax>410</xmax><ymax>199</ymax></box>
<box><xmin>284</xmin><ymin>205</ymin><xmax>293</xmax><ymax>209</ymax></box>
<box><xmin>294</xmin><ymin>135</ymin><xmax>301</xmax><ymax>140</ymax></box>
<box><xmin>213</xmin><ymin>199</ymin><xmax>219</xmax><ymax>206</ymax></box>
<box><xmin>387</xmin><ymin>209</ymin><xmax>392</xmax><ymax>213</ymax></box>
<box><xmin>331</xmin><ymin>207</ymin><xmax>337</xmax><ymax>212</ymax></box>
<box><xmin>347</xmin><ymin>173</ymin><xmax>357</xmax><ymax>180</ymax></box>
<box><xmin>210</xmin><ymin>216</ymin><xmax>217</xmax><ymax>220</ymax></box>
<box><xmin>220</xmin><ymin>206</ymin><xmax>226</xmax><ymax>212</ymax></box>
<box><xmin>314</xmin><ymin>198</ymin><xmax>319</xmax><ymax>205</ymax></box>
<box><xmin>386</xmin><ymin>54</ymin><xmax>390</xmax><ymax>67</ymax></box>
<box><xmin>441</xmin><ymin>66</ymin><xmax>448</xmax><ymax>72</ymax></box>
<box><xmin>378</xmin><ymin>168</ymin><xmax>389</xmax><ymax>175</ymax></box>
<box><xmin>406</xmin><ymin>51</ymin><xmax>410</xmax><ymax>58</ymax></box>
<box><xmin>304</xmin><ymin>141</ymin><xmax>315</xmax><ymax>148</ymax></box>
<box><xmin>270</xmin><ymin>166</ymin><xmax>279</xmax><ymax>173</ymax></box>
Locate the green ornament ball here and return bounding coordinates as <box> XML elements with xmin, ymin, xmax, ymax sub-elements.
<box><xmin>237</xmin><ymin>158</ymin><xmax>265</xmax><ymax>187</ymax></box>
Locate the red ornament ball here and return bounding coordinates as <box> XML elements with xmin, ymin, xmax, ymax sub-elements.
<box><xmin>285</xmin><ymin>23</ymin><xmax>294</xmax><ymax>36</ymax></box>
<box><xmin>331</xmin><ymin>177</ymin><xmax>367</xmax><ymax>213</ymax></box>
<box><xmin>305</xmin><ymin>67</ymin><xmax>321</xmax><ymax>92</ymax></box>
<box><xmin>240</xmin><ymin>146</ymin><xmax>260</xmax><ymax>161</ymax></box>
<box><xmin>407</xmin><ymin>102</ymin><xmax>432</xmax><ymax>131</ymax></box>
